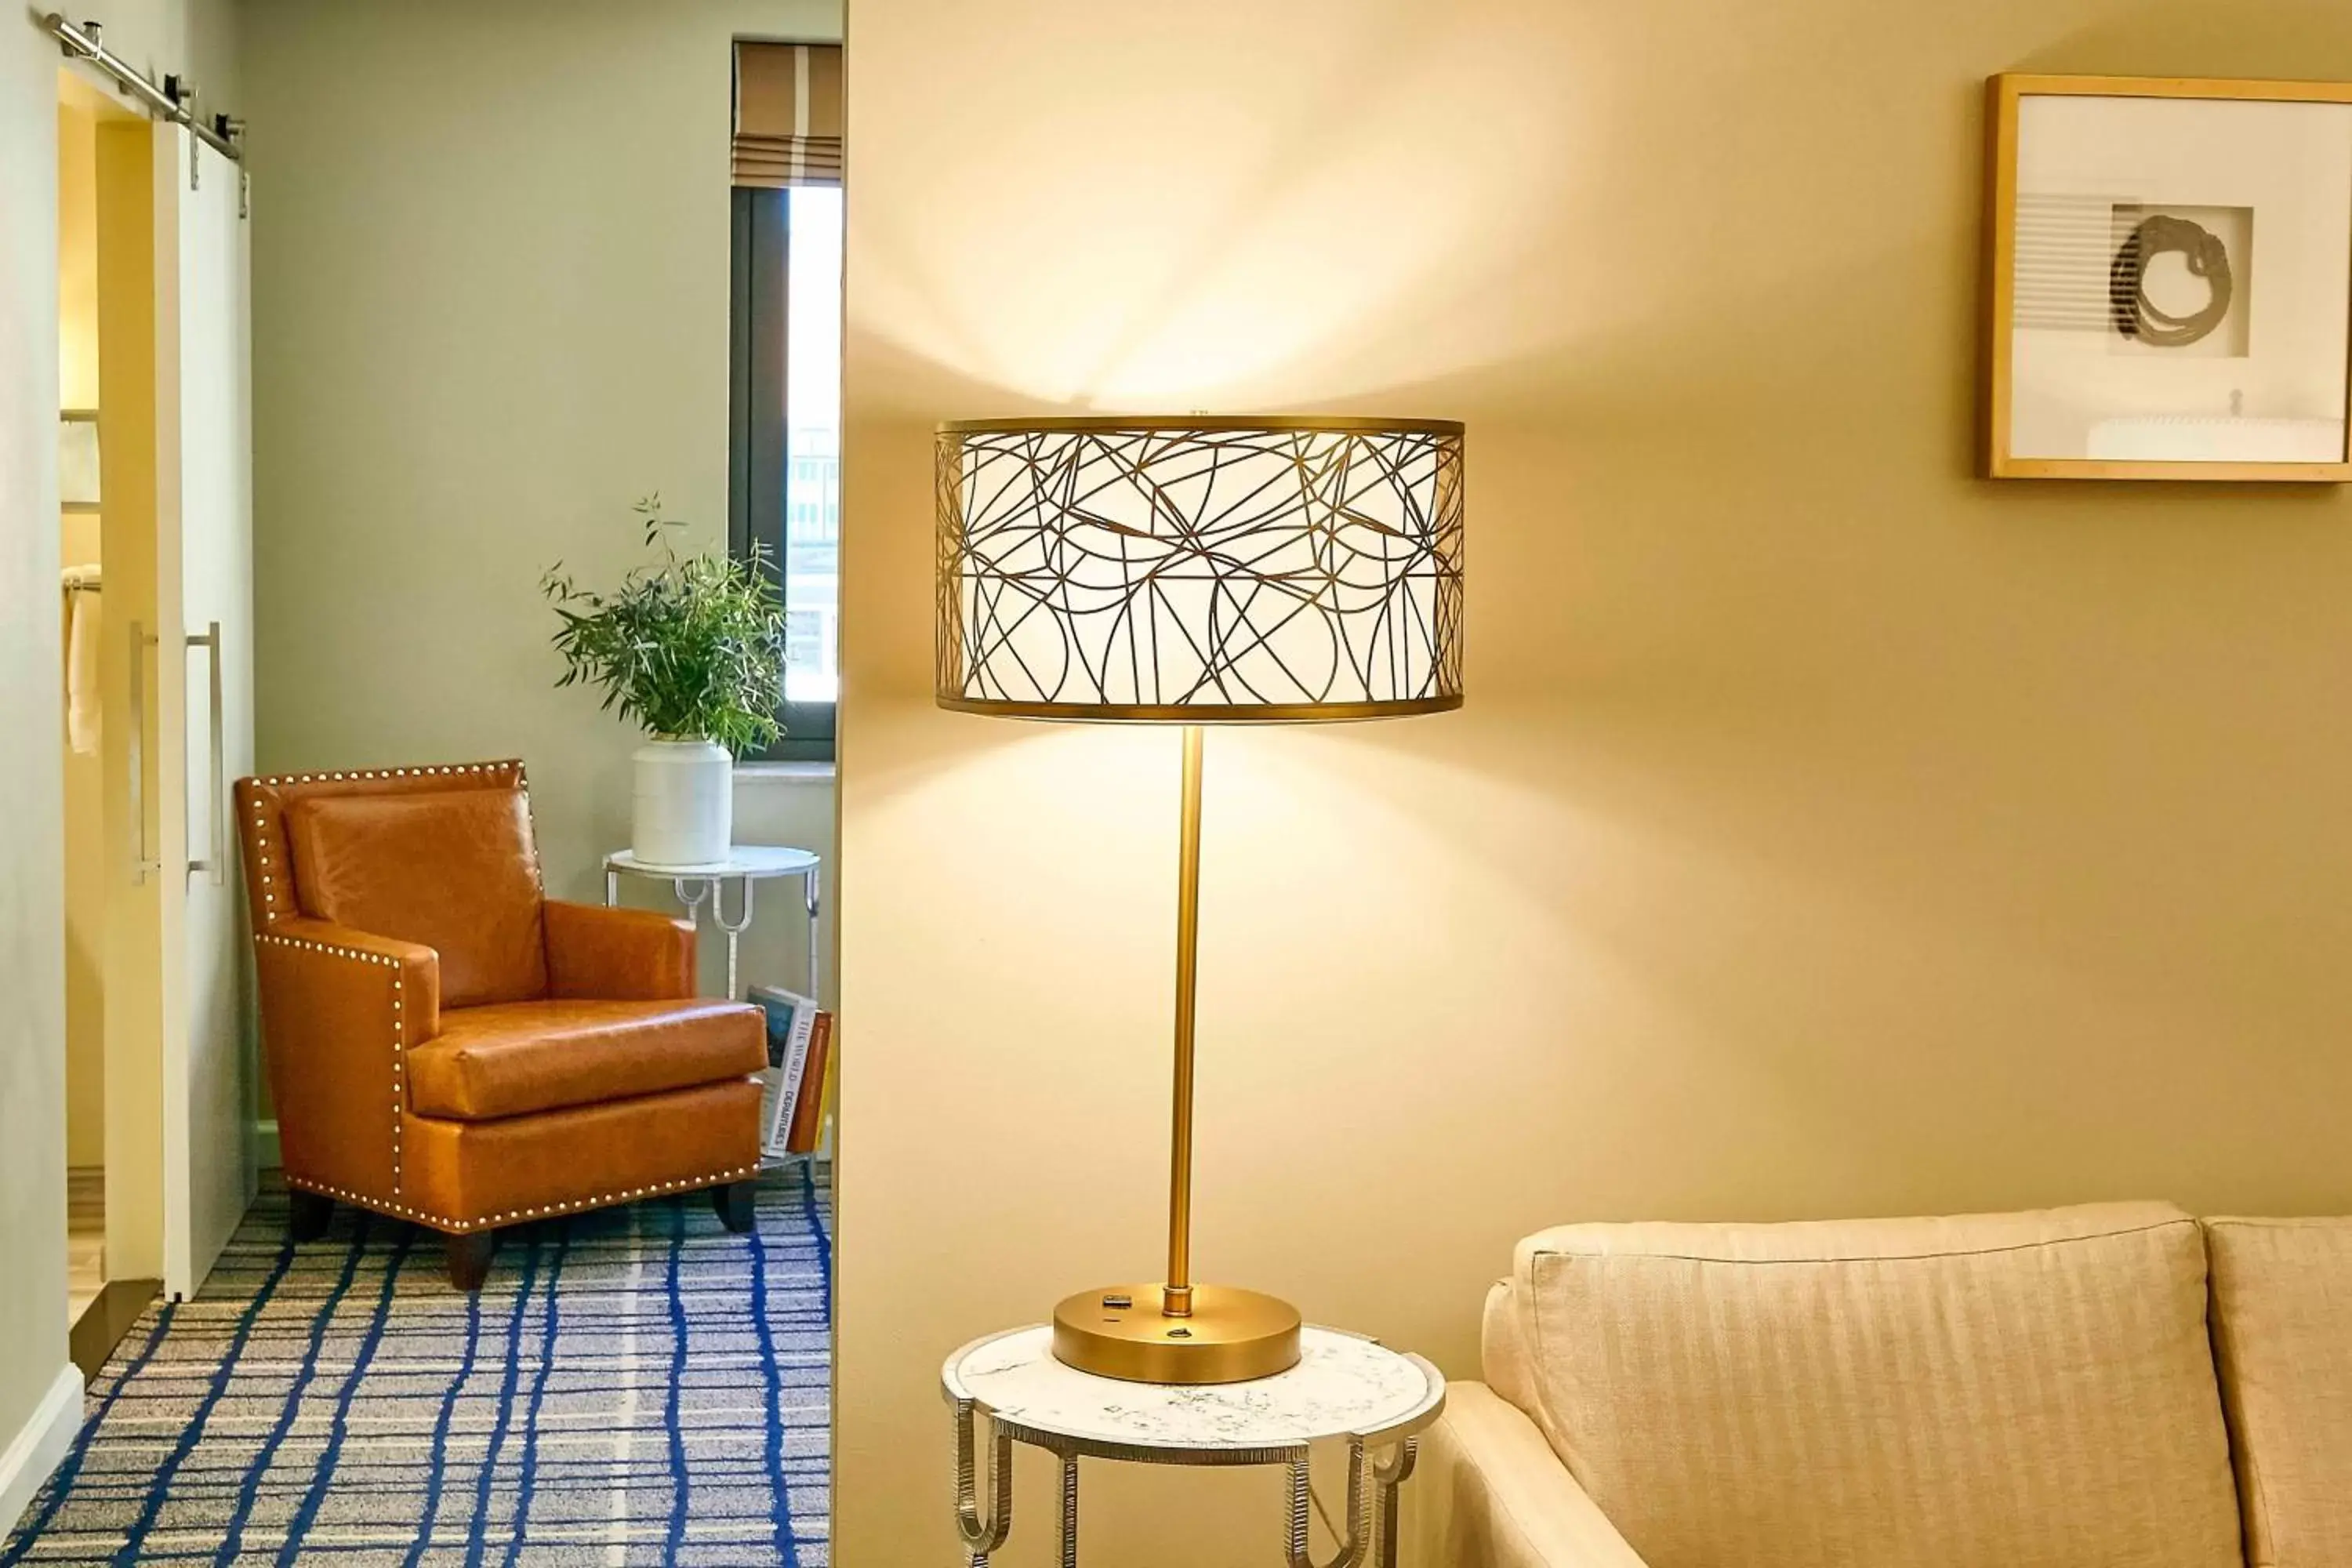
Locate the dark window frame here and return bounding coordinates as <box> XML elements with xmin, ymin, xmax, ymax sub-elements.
<box><xmin>729</xmin><ymin>185</ymin><xmax>837</xmax><ymax>763</ymax></box>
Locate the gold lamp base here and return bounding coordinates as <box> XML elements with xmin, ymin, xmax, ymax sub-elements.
<box><xmin>1052</xmin><ymin>1283</ymin><xmax>1302</xmax><ymax>1385</ymax></box>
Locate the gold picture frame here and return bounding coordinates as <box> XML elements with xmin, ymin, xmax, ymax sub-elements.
<box><xmin>1985</xmin><ymin>73</ymin><xmax>2352</xmax><ymax>482</ymax></box>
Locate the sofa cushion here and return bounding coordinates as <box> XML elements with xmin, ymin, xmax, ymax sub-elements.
<box><xmin>1502</xmin><ymin>1202</ymin><xmax>2241</xmax><ymax>1568</ymax></box>
<box><xmin>286</xmin><ymin>788</ymin><xmax>548</xmax><ymax>1007</ymax></box>
<box><xmin>408</xmin><ymin>999</ymin><xmax>764</xmax><ymax>1121</ymax></box>
<box><xmin>2205</xmin><ymin>1217</ymin><xmax>2352</xmax><ymax>1567</ymax></box>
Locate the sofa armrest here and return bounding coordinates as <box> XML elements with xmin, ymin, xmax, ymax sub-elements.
<box><xmin>1410</xmin><ymin>1383</ymin><xmax>1650</xmax><ymax>1568</ymax></box>
<box><xmin>543</xmin><ymin>900</ymin><xmax>697</xmax><ymax>1000</ymax></box>
<box><xmin>253</xmin><ymin>917</ymin><xmax>440</xmax><ymax>1204</ymax></box>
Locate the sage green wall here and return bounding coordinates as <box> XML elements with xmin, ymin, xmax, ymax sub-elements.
<box><xmin>240</xmin><ymin>0</ymin><xmax>840</xmax><ymax>993</ymax></box>
<box><xmin>1</xmin><ymin>0</ymin><xmax>238</xmax><ymax>1518</ymax></box>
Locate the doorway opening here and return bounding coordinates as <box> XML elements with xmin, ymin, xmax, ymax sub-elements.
<box><xmin>58</xmin><ymin>64</ymin><xmax>164</xmax><ymax>1380</ymax></box>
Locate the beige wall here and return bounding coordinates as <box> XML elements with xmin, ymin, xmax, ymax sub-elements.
<box><xmin>241</xmin><ymin>0</ymin><xmax>840</xmax><ymax>1005</ymax></box>
<box><xmin>837</xmin><ymin>2</ymin><xmax>2352</xmax><ymax>1561</ymax></box>
<box><xmin>0</xmin><ymin>0</ymin><xmax>237</xmax><ymax>1504</ymax></box>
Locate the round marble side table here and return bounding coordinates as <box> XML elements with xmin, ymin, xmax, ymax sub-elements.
<box><xmin>942</xmin><ymin>1323</ymin><xmax>1445</xmax><ymax>1568</ymax></box>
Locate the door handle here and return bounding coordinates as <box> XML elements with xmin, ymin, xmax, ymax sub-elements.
<box><xmin>129</xmin><ymin>619</ymin><xmax>160</xmax><ymax>882</ymax></box>
<box><xmin>186</xmin><ymin>621</ymin><xmax>224</xmax><ymax>885</ymax></box>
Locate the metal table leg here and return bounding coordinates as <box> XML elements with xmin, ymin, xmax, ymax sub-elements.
<box><xmin>953</xmin><ymin>1399</ymin><xmax>1014</xmax><ymax>1567</ymax></box>
<box><xmin>669</xmin><ymin>877</ymin><xmax>718</xmax><ymax>996</ymax></box>
<box><xmin>1374</xmin><ymin>1439</ymin><xmax>1417</xmax><ymax>1568</ymax></box>
<box><xmin>804</xmin><ymin>864</ymin><xmax>822</xmax><ymax>1000</ymax></box>
<box><xmin>1056</xmin><ymin>1452</ymin><xmax>1080</xmax><ymax>1568</ymax></box>
<box><xmin>947</xmin><ymin>1419</ymin><xmax>1417</xmax><ymax>1568</ymax></box>
<box><xmin>711</xmin><ymin>873</ymin><xmax>757</xmax><ymax>1001</ymax></box>
<box><xmin>670</xmin><ymin>877</ymin><xmax>714</xmax><ymax>926</ymax></box>
<box><xmin>1287</xmin><ymin>1439</ymin><xmax>1370</xmax><ymax>1568</ymax></box>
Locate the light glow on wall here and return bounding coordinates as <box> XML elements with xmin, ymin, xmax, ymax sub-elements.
<box><xmin>849</xmin><ymin>16</ymin><xmax>1587</xmax><ymax>410</ymax></box>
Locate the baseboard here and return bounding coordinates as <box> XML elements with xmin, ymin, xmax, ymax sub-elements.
<box><xmin>249</xmin><ymin>1118</ymin><xmax>281</xmax><ymax>1171</ymax></box>
<box><xmin>0</xmin><ymin>1365</ymin><xmax>84</xmax><ymax>1539</ymax></box>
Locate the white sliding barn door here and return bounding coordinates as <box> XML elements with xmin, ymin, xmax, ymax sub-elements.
<box><xmin>155</xmin><ymin>125</ymin><xmax>256</xmax><ymax>1298</ymax></box>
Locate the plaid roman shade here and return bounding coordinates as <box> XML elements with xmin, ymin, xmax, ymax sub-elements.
<box><xmin>733</xmin><ymin>41</ymin><xmax>842</xmax><ymax>187</ymax></box>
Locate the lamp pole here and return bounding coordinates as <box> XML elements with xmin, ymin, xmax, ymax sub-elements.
<box><xmin>1165</xmin><ymin>724</ymin><xmax>1205</xmax><ymax>1317</ymax></box>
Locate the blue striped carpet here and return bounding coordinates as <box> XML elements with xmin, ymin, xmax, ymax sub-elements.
<box><xmin>3</xmin><ymin>1166</ymin><xmax>831</xmax><ymax>1566</ymax></box>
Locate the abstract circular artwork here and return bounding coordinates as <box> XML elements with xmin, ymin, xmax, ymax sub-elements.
<box><xmin>2110</xmin><ymin>213</ymin><xmax>2235</xmax><ymax>347</ymax></box>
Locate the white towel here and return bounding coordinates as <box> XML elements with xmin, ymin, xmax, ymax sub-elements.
<box><xmin>64</xmin><ymin>566</ymin><xmax>101</xmax><ymax>755</ymax></box>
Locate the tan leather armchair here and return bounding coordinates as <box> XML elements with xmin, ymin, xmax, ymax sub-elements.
<box><xmin>234</xmin><ymin>760</ymin><xmax>766</xmax><ymax>1288</ymax></box>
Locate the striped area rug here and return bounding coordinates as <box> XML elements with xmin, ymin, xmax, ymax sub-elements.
<box><xmin>3</xmin><ymin>1166</ymin><xmax>831</xmax><ymax>1566</ymax></box>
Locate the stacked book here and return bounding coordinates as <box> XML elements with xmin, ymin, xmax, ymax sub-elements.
<box><xmin>751</xmin><ymin>985</ymin><xmax>833</xmax><ymax>1160</ymax></box>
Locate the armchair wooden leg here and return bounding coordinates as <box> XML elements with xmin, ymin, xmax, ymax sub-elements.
<box><xmin>445</xmin><ymin>1230</ymin><xmax>496</xmax><ymax>1292</ymax></box>
<box><xmin>289</xmin><ymin>1189</ymin><xmax>333</xmax><ymax>1243</ymax></box>
<box><xmin>713</xmin><ymin>1178</ymin><xmax>758</xmax><ymax>1234</ymax></box>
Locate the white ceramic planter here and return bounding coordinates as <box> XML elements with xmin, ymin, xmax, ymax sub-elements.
<box><xmin>632</xmin><ymin>738</ymin><xmax>733</xmax><ymax>868</ymax></box>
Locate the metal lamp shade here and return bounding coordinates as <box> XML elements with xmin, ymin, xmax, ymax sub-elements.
<box><xmin>935</xmin><ymin>416</ymin><xmax>1465</xmax><ymax>723</ymax></box>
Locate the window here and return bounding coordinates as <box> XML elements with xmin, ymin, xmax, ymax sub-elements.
<box><xmin>729</xmin><ymin>183</ymin><xmax>842</xmax><ymax>760</ymax></box>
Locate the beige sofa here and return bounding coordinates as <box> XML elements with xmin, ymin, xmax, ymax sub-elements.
<box><xmin>1414</xmin><ymin>1203</ymin><xmax>2351</xmax><ymax>1568</ymax></box>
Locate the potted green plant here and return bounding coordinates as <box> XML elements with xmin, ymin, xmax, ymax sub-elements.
<box><xmin>543</xmin><ymin>498</ymin><xmax>788</xmax><ymax>868</ymax></box>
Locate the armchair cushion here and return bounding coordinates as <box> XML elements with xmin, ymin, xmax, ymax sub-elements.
<box><xmin>285</xmin><ymin>788</ymin><xmax>548</xmax><ymax>1007</ymax></box>
<box><xmin>408</xmin><ymin>998</ymin><xmax>764</xmax><ymax>1121</ymax></box>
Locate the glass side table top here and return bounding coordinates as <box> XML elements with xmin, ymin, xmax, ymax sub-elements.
<box><xmin>604</xmin><ymin>845</ymin><xmax>819</xmax><ymax>878</ymax></box>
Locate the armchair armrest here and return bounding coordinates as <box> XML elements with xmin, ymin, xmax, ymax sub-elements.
<box><xmin>544</xmin><ymin>900</ymin><xmax>698</xmax><ymax>1000</ymax></box>
<box><xmin>253</xmin><ymin>917</ymin><xmax>440</xmax><ymax>1204</ymax></box>
<box><xmin>1410</xmin><ymin>1383</ymin><xmax>1650</xmax><ymax>1568</ymax></box>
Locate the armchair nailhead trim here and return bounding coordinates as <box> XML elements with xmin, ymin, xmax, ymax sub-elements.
<box><xmin>255</xmin><ymin>760</ymin><xmax>523</xmax><ymax>788</ymax></box>
<box><xmin>252</xmin><ymin>807</ymin><xmax>278</xmax><ymax>925</ymax></box>
<box><xmin>281</xmin><ymin>1164</ymin><xmax>758</xmax><ymax>1234</ymax></box>
<box><xmin>392</xmin><ymin>977</ymin><xmax>404</xmax><ymax>1189</ymax></box>
<box><xmin>256</xmin><ymin>932</ymin><xmax>404</xmax><ymax>965</ymax></box>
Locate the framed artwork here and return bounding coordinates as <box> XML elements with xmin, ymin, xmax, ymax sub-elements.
<box><xmin>1985</xmin><ymin>74</ymin><xmax>2352</xmax><ymax>481</ymax></box>
<box><xmin>59</xmin><ymin>411</ymin><xmax>100</xmax><ymax>511</ymax></box>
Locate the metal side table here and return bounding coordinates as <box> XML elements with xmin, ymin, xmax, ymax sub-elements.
<box><xmin>943</xmin><ymin>1324</ymin><xmax>1444</xmax><ymax>1567</ymax></box>
<box><xmin>603</xmin><ymin>845</ymin><xmax>822</xmax><ymax>1001</ymax></box>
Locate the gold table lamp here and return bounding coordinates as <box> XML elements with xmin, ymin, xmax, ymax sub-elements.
<box><xmin>935</xmin><ymin>415</ymin><xmax>1466</xmax><ymax>1384</ymax></box>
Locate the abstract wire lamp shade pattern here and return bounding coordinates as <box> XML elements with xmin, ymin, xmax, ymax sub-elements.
<box><xmin>936</xmin><ymin>416</ymin><xmax>1465</xmax><ymax>723</ymax></box>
